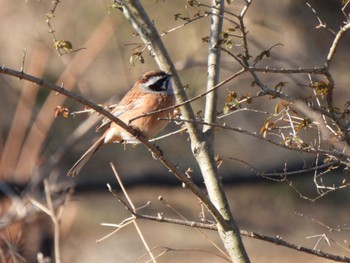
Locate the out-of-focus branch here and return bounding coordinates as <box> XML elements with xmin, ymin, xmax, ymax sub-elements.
<box><xmin>12</xmin><ymin>14</ymin><xmax>117</xmax><ymax>182</ymax></box>
<box><xmin>0</xmin><ymin>45</ymin><xmax>49</xmax><ymax>181</ymax></box>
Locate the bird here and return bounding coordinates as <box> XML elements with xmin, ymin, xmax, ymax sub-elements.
<box><xmin>67</xmin><ymin>70</ymin><xmax>176</xmax><ymax>177</ymax></box>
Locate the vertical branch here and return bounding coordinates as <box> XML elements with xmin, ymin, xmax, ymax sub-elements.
<box><xmin>117</xmin><ymin>1</ymin><xmax>250</xmax><ymax>262</ymax></box>
<box><xmin>204</xmin><ymin>0</ymin><xmax>223</xmax><ymax>136</ymax></box>
<box><xmin>28</xmin><ymin>180</ymin><xmax>70</xmax><ymax>263</ymax></box>
<box><xmin>43</xmin><ymin>180</ymin><xmax>61</xmax><ymax>263</ymax></box>
<box><xmin>201</xmin><ymin>1</ymin><xmax>251</xmax><ymax>262</ymax></box>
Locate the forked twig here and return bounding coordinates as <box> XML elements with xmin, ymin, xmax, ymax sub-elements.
<box><xmin>27</xmin><ymin>180</ymin><xmax>72</xmax><ymax>263</ymax></box>
<box><xmin>105</xmin><ymin>184</ymin><xmax>350</xmax><ymax>262</ymax></box>
<box><xmin>109</xmin><ymin>163</ymin><xmax>157</xmax><ymax>263</ymax></box>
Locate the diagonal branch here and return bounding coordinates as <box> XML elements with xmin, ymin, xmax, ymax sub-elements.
<box><xmin>0</xmin><ymin>65</ymin><xmax>225</xmax><ymax>231</ymax></box>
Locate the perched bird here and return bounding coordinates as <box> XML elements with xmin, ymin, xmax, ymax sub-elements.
<box><xmin>67</xmin><ymin>70</ymin><xmax>175</xmax><ymax>177</ymax></box>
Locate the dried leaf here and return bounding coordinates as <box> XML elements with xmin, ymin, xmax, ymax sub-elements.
<box><xmin>215</xmin><ymin>155</ymin><xmax>223</xmax><ymax>168</ymax></box>
<box><xmin>55</xmin><ymin>40</ymin><xmax>73</xmax><ymax>51</ymax></box>
<box><xmin>223</xmin><ymin>101</ymin><xmax>238</xmax><ymax>114</ymax></box>
<box><xmin>226</xmin><ymin>91</ymin><xmax>237</xmax><ymax>103</ymax></box>
<box><xmin>222</xmin><ymin>32</ymin><xmax>229</xmax><ymax>39</ymax></box>
<box><xmin>54</xmin><ymin>105</ymin><xmax>69</xmax><ymax>118</ymax></box>
<box><xmin>246</xmin><ymin>97</ymin><xmax>253</xmax><ymax>104</ymax></box>
<box><xmin>108</xmin><ymin>2</ymin><xmax>122</xmax><ymax>12</ymax></box>
<box><xmin>275</xmin><ymin>103</ymin><xmax>281</xmax><ymax>114</ymax></box>
<box><xmin>312</xmin><ymin>80</ymin><xmax>332</xmax><ymax>95</ymax></box>
<box><xmin>225</xmin><ymin>39</ymin><xmax>233</xmax><ymax>49</ymax></box>
<box><xmin>260</xmin><ymin>120</ymin><xmax>275</xmax><ymax>136</ymax></box>
<box><xmin>223</xmin><ymin>104</ymin><xmax>230</xmax><ymax>115</ymax></box>
<box><xmin>187</xmin><ymin>0</ymin><xmax>198</xmax><ymax>6</ymax></box>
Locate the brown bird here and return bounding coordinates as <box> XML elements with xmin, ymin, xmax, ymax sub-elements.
<box><xmin>67</xmin><ymin>70</ymin><xmax>175</xmax><ymax>177</ymax></box>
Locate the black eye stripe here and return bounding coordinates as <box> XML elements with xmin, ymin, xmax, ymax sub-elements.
<box><xmin>148</xmin><ymin>77</ymin><xmax>171</xmax><ymax>91</ymax></box>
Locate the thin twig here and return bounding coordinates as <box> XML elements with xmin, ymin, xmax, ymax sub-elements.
<box><xmin>158</xmin><ymin>196</ymin><xmax>229</xmax><ymax>259</ymax></box>
<box><xmin>139</xmin><ymin>246</ymin><xmax>231</xmax><ymax>263</ymax></box>
<box><xmin>229</xmin><ymin>157</ymin><xmax>342</xmax><ymax>179</ymax></box>
<box><xmin>160</xmin><ymin>117</ymin><xmax>346</xmax><ymax>157</ymax></box>
<box><xmin>96</xmin><ymin>219</ymin><xmax>134</xmax><ymax>243</ymax></box>
<box><xmin>110</xmin><ymin>163</ymin><xmax>157</xmax><ymax>263</ymax></box>
<box><xmin>43</xmin><ymin>180</ymin><xmax>61</xmax><ymax>263</ymax></box>
<box><xmin>106</xmin><ymin>191</ymin><xmax>350</xmax><ymax>262</ymax></box>
<box><xmin>240</xmin><ymin>230</ymin><xmax>350</xmax><ymax>263</ymax></box>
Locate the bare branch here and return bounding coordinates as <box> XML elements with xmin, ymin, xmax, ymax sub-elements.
<box><xmin>240</xmin><ymin>230</ymin><xmax>350</xmax><ymax>263</ymax></box>
<box><xmin>0</xmin><ymin>65</ymin><xmax>224</xmax><ymax>229</ymax></box>
<box><xmin>161</xmin><ymin>117</ymin><xmax>347</xmax><ymax>157</ymax></box>
<box><xmin>107</xmin><ymin>186</ymin><xmax>350</xmax><ymax>263</ymax></box>
<box><xmin>109</xmin><ymin>163</ymin><xmax>157</xmax><ymax>263</ymax></box>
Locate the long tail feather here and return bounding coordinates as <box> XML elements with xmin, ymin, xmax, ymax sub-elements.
<box><xmin>67</xmin><ymin>137</ymin><xmax>105</xmax><ymax>177</ymax></box>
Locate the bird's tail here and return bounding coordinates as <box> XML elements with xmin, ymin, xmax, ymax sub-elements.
<box><xmin>67</xmin><ymin>137</ymin><xmax>105</xmax><ymax>177</ymax></box>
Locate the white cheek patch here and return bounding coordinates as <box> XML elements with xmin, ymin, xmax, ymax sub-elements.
<box><xmin>141</xmin><ymin>74</ymin><xmax>172</xmax><ymax>93</ymax></box>
<box><xmin>144</xmin><ymin>75</ymin><xmax>163</xmax><ymax>86</ymax></box>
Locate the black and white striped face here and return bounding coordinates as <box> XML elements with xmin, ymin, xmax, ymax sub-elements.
<box><xmin>139</xmin><ymin>71</ymin><xmax>173</xmax><ymax>94</ymax></box>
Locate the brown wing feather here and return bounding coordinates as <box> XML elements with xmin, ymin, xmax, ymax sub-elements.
<box><xmin>96</xmin><ymin>87</ymin><xmax>143</xmax><ymax>131</ymax></box>
<box><xmin>110</xmin><ymin>92</ymin><xmax>175</xmax><ymax>140</ymax></box>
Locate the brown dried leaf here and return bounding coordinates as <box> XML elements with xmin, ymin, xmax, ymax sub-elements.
<box><xmin>54</xmin><ymin>105</ymin><xmax>69</xmax><ymax>118</ymax></box>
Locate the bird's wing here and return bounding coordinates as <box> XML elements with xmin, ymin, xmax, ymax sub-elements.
<box><xmin>95</xmin><ymin>89</ymin><xmax>144</xmax><ymax>131</ymax></box>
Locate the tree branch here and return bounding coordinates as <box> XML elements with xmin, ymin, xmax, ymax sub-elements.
<box><xmin>117</xmin><ymin>1</ymin><xmax>250</xmax><ymax>261</ymax></box>
<box><xmin>0</xmin><ymin>65</ymin><xmax>223</xmax><ymax>228</ymax></box>
<box><xmin>112</xmin><ymin>184</ymin><xmax>350</xmax><ymax>263</ymax></box>
<box><xmin>202</xmin><ymin>1</ymin><xmax>250</xmax><ymax>262</ymax></box>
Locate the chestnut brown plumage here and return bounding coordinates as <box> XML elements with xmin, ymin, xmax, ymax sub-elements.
<box><xmin>67</xmin><ymin>70</ymin><xmax>175</xmax><ymax>177</ymax></box>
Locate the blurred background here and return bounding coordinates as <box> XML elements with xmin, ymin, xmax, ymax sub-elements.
<box><xmin>0</xmin><ymin>0</ymin><xmax>349</xmax><ymax>262</ymax></box>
